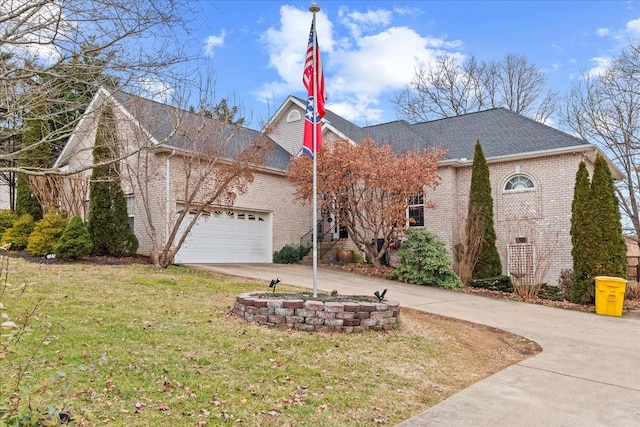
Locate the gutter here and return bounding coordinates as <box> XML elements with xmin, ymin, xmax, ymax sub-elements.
<box><xmin>165</xmin><ymin>149</ymin><xmax>176</xmax><ymax>244</ymax></box>
<box><xmin>438</xmin><ymin>144</ymin><xmax>624</xmax><ymax>180</ymax></box>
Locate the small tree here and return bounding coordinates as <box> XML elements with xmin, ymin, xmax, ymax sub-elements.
<box><xmin>287</xmin><ymin>137</ymin><xmax>443</xmax><ymax>266</ymax></box>
<box><xmin>394</xmin><ymin>229</ymin><xmax>463</xmax><ymax>289</ymax></box>
<box><xmin>87</xmin><ymin>106</ymin><xmax>138</xmax><ymax>256</ymax></box>
<box><xmin>16</xmin><ymin>104</ymin><xmax>51</xmax><ymax>220</ymax></box>
<box><xmin>467</xmin><ymin>140</ymin><xmax>502</xmax><ymax>278</ymax></box>
<box><xmin>26</xmin><ymin>210</ymin><xmax>68</xmax><ymax>256</ymax></box>
<box><xmin>54</xmin><ymin>216</ymin><xmax>93</xmax><ymax>260</ymax></box>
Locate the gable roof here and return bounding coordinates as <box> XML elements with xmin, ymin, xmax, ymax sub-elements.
<box><xmin>112</xmin><ymin>91</ymin><xmax>292</xmax><ymax>171</ymax></box>
<box><xmin>407</xmin><ymin>108</ymin><xmax>591</xmax><ymax>160</ymax></box>
<box><xmin>333</xmin><ymin>107</ymin><xmax>592</xmax><ymax>161</ymax></box>
<box><xmin>57</xmin><ymin>88</ymin><xmax>292</xmax><ymax>171</ymax></box>
<box><xmin>273</xmin><ymin>99</ymin><xmax>620</xmax><ymax>179</ymax></box>
<box><xmin>274</xmin><ymin>96</ymin><xmax>593</xmax><ymax>162</ymax></box>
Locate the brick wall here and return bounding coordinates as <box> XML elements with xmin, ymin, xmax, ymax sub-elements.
<box><xmin>422</xmin><ymin>152</ymin><xmax>587</xmax><ymax>285</ymax></box>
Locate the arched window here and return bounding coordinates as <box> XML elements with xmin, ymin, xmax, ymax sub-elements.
<box><xmin>287</xmin><ymin>110</ymin><xmax>301</xmax><ymax>122</ymax></box>
<box><xmin>505</xmin><ymin>175</ymin><xmax>534</xmax><ymax>191</ymax></box>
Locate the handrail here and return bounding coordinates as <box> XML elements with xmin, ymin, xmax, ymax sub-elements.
<box><xmin>299</xmin><ymin>219</ymin><xmax>323</xmax><ymax>259</ymax></box>
<box><xmin>299</xmin><ymin>220</ymin><xmax>341</xmax><ymax>260</ymax></box>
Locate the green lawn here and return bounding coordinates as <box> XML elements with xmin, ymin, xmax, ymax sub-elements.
<box><xmin>1</xmin><ymin>257</ymin><xmax>526</xmax><ymax>426</ymax></box>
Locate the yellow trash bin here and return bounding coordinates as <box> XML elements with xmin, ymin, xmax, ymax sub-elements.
<box><xmin>594</xmin><ymin>276</ymin><xmax>627</xmax><ymax>317</ymax></box>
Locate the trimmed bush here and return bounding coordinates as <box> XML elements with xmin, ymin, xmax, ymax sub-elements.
<box><xmin>26</xmin><ymin>210</ymin><xmax>68</xmax><ymax>256</ymax></box>
<box><xmin>54</xmin><ymin>216</ymin><xmax>93</xmax><ymax>260</ymax></box>
<box><xmin>557</xmin><ymin>269</ymin><xmax>576</xmax><ymax>301</ymax></box>
<box><xmin>273</xmin><ymin>244</ymin><xmax>300</xmax><ymax>264</ymax></box>
<box><xmin>394</xmin><ymin>229</ymin><xmax>463</xmax><ymax>289</ymax></box>
<box><xmin>0</xmin><ymin>210</ymin><xmax>18</xmax><ymax>237</ymax></box>
<box><xmin>537</xmin><ymin>284</ymin><xmax>563</xmax><ymax>301</ymax></box>
<box><xmin>1</xmin><ymin>214</ymin><xmax>35</xmax><ymax>250</ymax></box>
<box><xmin>468</xmin><ymin>275</ymin><xmax>513</xmax><ymax>293</ymax></box>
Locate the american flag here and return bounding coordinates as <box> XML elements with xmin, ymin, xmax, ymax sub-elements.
<box><xmin>302</xmin><ymin>20</ymin><xmax>325</xmax><ymax>159</ymax></box>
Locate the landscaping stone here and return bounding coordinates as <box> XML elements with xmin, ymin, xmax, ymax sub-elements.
<box><xmin>232</xmin><ymin>292</ymin><xmax>400</xmax><ymax>333</ymax></box>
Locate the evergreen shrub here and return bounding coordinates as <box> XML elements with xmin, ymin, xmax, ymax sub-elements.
<box><xmin>467</xmin><ymin>140</ymin><xmax>502</xmax><ymax>279</ymax></box>
<box><xmin>468</xmin><ymin>275</ymin><xmax>513</xmax><ymax>292</ymax></box>
<box><xmin>273</xmin><ymin>244</ymin><xmax>300</xmax><ymax>264</ymax></box>
<box><xmin>1</xmin><ymin>214</ymin><xmax>35</xmax><ymax>250</ymax></box>
<box><xmin>394</xmin><ymin>229</ymin><xmax>463</xmax><ymax>289</ymax></box>
<box><xmin>0</xmin><ymin>210</ymin><xmax>18</xmax><ymax>237</ymax></box>
<box><xmin>54</xmin><ymin>216</ymin><xmax>93</xmax><ymax>260</ymax></box>
<box><xmin>26</xmin><ymin>210</ymin><xmax>68</xmax><ymax>256</ymax></box>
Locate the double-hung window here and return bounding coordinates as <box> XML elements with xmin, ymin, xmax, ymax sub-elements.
<box><xmin>125</xmin><ymin>194</ymin><xmax>135</xmax><ymax>232</ymax></box>
<box><xmin>407</xmin><ymin>194</ymin><xmax>424</xmax><ymax>227</ymax></box>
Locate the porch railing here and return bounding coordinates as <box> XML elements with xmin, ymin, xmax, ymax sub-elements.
<box><xmin>299</xmin><ymin>220</ymin><xmax>338</xmax><ymax>260</ymax></box>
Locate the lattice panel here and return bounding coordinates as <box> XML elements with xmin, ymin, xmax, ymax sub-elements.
<box><xmin>500</xmin><ymin>190</ymin><xmax>541</xmax><ymax>221</ymax></box>
<box><xmin>508</xmin><ymin>243</ymin><xmax>535</xmax><ymax>285</ymax></box>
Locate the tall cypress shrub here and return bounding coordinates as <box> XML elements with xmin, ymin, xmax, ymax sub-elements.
<box><xmin>467</xmin><ymin>140</ymin><xmax>502</xmax><ymax>278</ymax></box>
<box><xmin>16</xmin><ymin>104</ymin><xmax>50</xmax><ymax>220</ymax></box>
<box><xmin>87</xmin><ymin>106</ymin><xmax>138</xmax><ymax>256</ymax></box>
<box><xmin>570</xmin><ymin>161</ymin><xmax>596</xmax><ymax>302</ymax></box>
<box><xmin>570</xmin><ymin>157</ymin><xmax>627</xmax><ymax>303</ymax></box>
<box><xmin>591</xmin><ymin>155</ymin><xmax>627</xmax><ymax>278</ymax></box>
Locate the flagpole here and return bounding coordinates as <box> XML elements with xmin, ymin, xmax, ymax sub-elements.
<box><xmin>310</xmin><ymin>2</ymin><xmax>320</xmax><ymax>298</ymax></box>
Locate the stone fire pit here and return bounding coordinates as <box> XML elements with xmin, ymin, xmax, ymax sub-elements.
<box><xmin>232</xmin><ymin>292</ymin><xmax>400</xmax><ymax>333</ymax></box>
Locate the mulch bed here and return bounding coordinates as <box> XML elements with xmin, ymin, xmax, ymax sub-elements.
<box><xmin>326</xmin><ymin>262</ymin><xmax>640</xmax><ymax>313</ymax></box>
<box><xmin>6</xmin><ymin>251</ymin><xmax>151</xmax><ymax>266</ymax></box>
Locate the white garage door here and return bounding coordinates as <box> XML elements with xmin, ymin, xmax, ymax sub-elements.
<box><xmin>174</xmin><ymin>209</ymin><xmax>271</xmax><ymax>263</ymax></box>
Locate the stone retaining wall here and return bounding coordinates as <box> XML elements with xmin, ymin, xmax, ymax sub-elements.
<box><xmin>232</xmin><ymin>292</ymin><xmax>400</xmax><ymax>333</ymax></box>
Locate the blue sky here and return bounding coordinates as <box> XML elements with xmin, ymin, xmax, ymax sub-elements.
<box><xmin>186</xmin><ymin>1</ymin><xmax>640</xmax><ymax>128</ymax></box>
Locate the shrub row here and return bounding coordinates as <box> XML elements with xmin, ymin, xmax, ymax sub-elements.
<box><xmin>0</xmin><ymin>210</ymin><xmax>93</xmax><ymax>260</ymax></box>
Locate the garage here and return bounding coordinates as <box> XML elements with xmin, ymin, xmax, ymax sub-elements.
<box><xmin>174</xmin><ymin>209</ymin><xmax>272</xmax><ymax>263</ymax></box>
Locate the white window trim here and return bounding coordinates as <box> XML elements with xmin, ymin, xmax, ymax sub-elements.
<box><xmin>407</xmin><ymin>194</ymin><xmax>425</xmax><ymax>227</ymax></box>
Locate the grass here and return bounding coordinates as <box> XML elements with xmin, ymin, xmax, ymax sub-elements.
<box><xmin>1</xmin><ymin>257</ymin><xmax>534</xmax><ymax>426</ymax></box>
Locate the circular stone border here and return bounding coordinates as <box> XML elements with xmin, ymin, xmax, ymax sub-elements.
<box><xmin>232</xmin><ymin>292</ymin><xmax>400</xmax><ymax>333</ymax></box>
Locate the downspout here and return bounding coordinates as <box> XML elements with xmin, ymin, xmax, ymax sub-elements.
<box><xmin>165</xmin><ymin>150</ymin><xmax>176</xmax><ymax>245</ymax></box>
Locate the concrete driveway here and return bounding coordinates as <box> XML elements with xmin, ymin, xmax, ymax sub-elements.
<box><xmin>190</xmin><ymin>263</ymin><xmax>640</xmax><ymax>427</ymax></box>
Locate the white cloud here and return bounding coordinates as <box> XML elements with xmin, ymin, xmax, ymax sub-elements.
<box><xmin>587</xmin><ymin>56</ymin><xmax>612</xmax><ymax>77</ymax></box>
<box><xmin>256</xmin><ymin>4</ymin><xmax>462</xmax><ymax>124</ymax></box>
<box><xmin>0</xmin><ymin>1</ymin><xmax>68</xmax><ymax>63</ymax></box>
<box><xmin>257</xmin><ymin>6</ymin><xmax>334</xmax><ymax>100</ymax></box>
<box><xmin>338</xmin><ymin>7</ymin><xmax>392</xmax><ymax>39</ymax></box>
<box><xmin>204</xmin><ymin>30</ymin><xmax>226</xmax><ymax>57</ymax></box>
<box><xmin>625</xmin><ymin>17</ymin><xmax>640</xmax><ymax>36</ymax></box>
<box><xmin>596</xmin><ymin>27</ymin><xmax>610</xmax><ymax>37</ymax></box>
<box><xmin>138</xmin><ymin>79</ymin><xmax>173</xmax><ymax>103</ymax></box>
<box><xmin>393</xmin><ymin>6</ymin><xmax>424</xmax><ymax>17</ymax></box>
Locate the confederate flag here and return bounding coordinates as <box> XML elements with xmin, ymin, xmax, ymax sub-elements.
<box><xmin>302</xmin><ymin>20</ymin><xmax>325</xmax><ymax>159</ymax></box>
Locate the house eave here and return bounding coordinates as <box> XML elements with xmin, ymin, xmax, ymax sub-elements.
<box><xmin>439</xmin><ymin>144</ymin><xmax>624</xmax><ymax>180</ymax></box>
<box><xmin>151</xmin><ymin>144</ymin><xmax>287</xmax><ymax>177</ymax></box>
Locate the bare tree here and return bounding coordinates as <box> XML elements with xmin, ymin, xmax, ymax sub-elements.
<box><xmin>0</xmin><ymin>0</ymin><xmax>199</xmax><ymax>177</ymax></box>
<box><xmin>119</xmin><ymin>93</ymin><xmax>272</xmax><ymax>268</ymax></box>
<box><xmin>287</xmin><ymin>138</ymin><xmax>443</xmax><ymax>266</ymax></box>
<box><xmin>393</xmin><ymin>53</ymin><xmax>558</xmax><ymax>123</ymax></box>
<box><xmin>501</xmin><ymin>220</ymin><xmax>557</xmax><ymax>299</ymax></box>
<box><xmin>452</xmin><ymin>205</ymin><xmax>485</xmax><ymax>286</ymax></box>
<box><xmin>561</xmin><ymin>41</ymin><xmax>640</xmax><ymax>247</ymax></box>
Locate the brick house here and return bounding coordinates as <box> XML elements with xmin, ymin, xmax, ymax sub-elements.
<box><xmin>57</xmin><ymin>90</ymin><xmax>622</xmax><ymax>284</ymax></box>
<box><xmin>268</xmin><ymin>96</ymin><xmax>623</xmax><ymax>284</ymax></box>
<box><xmin>54</xmin><ymin>88</ymin><xmax>313</xmax><ymax>263</ymax></box>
